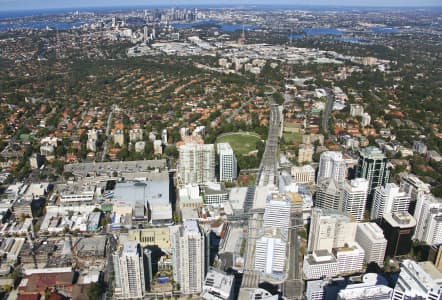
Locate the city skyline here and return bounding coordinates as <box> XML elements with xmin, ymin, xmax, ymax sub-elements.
<box><xmin>1</xmin><ymin>0</ymin><xmax>442</xmax><ymax>11</ymax></box>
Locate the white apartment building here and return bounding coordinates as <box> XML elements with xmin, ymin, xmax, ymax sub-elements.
<box><xmin>291</xmin><ymin>165</ymin><xmax>315</xmax><ymax>185</ymax></box>
<box><xmin>371</xmin><ymin>183</ymin><xmax>411</xmax><ymax>220</ymax></box>
<box><xmin>173</xmin><ymin>220</ymin><xmax>206</xmax><ymax>295</ymax></box>
<box><xmin>361</xmin><ymin>112</ymin><xmax>371</xmax><ymax>127</ymax></box>
<box><xmin>178</xmin><ymin>143</ymin><xmax>216</xmax><ymax>185</ymax></box>
<box><xmin>263</xmin><ymin>192</ymin><xmax>291</xmax><ymax>229</ymax></box>
<box><xmin>129</xmin><ymin>128</ymin><xmax>144</xmax><ymax>142</ymax></box>
<box><xmin>338</xmin><ymin>274</ymin><xmax>393</xmax><ymax>300</ymax></box>
<box><xmin>393</xmin><ymin>260</ymin><xmax>442</xmax><ymax>300</ymax></box>
<box><xmin>217</xmin><ymin>143</ymin><xmax>237</xmax><ymax>182</ymax></box>
<box><xmin>355</xmin><ymin>222</ymin><xmax>387</xmax><ymax>267</ymax></box>
<box><xmin>333</xmin><ymin>242</ymin><xmax>365</xmax><ymax>276</ymax></box>
<box><xmin>308</xmin><ymin>208</ymin><xmax>357</xmax><ymax>253</ymax></box>
<box><xmin>413</xmin><ymin>193</ymin><xmax>442</xmax><ymax>245</ymax></box>
<box><xmin>350</xmin><ymin>104</ymin><xmax>364</xmax><ymax>117</ymax></box>
<box><xmin>315</xmin><ymin>178</ymin><xmax>341</xmax><ymax>210</ymax></box>
<box><xmin>113</xmin><ymin>241</ymin><xmax>146</xmax><ymax>299</ymax></box>
<box><xmin>254</xmin><ymin>234</ymin><xmax>287</xmax><ymax>276</ymax></box>
<box><xmin>201</xmin><ymin>268</ymin><xmax>234</xmax><ymax>300</ymax></box>
<box><xmin>340</xmin><ymin>178</ymin><xmax>369</xmax><ymax>222</ymax></box>
<box><xmin>400</xmin><ymin>173</ymin><xmax>431</xmax><ymax>203</ymax></box>
<box><xmin>317</xmin><ymin>151</ymin><xmax>347</xmax><ymax>184</ymax></box>
<box><xmin>303</xmin><ymin>250</ymin><xmax>339</xmax><ymax>280</ymax></box>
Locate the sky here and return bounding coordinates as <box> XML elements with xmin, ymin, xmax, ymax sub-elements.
<box><xmin>0</xmin><ymin>0</ymin><xmax>441</xmax><ymax>11</ymax></box>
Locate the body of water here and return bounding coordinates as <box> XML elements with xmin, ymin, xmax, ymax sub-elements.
<box><xmin>304</xmin><ymin>28</ymin><xmax>343</xmax><ymax>36</ymax></box>
<box><xmin>370</xmin><ymin>26</ymin><xmax>399</xmax><ymax>33</ymax></box>
<box><xmin>0</xmin><ymin>20</ymin><xmax>86</xmax><ymax>31</ymax></box>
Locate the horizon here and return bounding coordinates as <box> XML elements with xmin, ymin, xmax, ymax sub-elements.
<box><xmin>1</xmin><ymin>1</ymin><xmax>442</xmax><ymax>12</ymax></box>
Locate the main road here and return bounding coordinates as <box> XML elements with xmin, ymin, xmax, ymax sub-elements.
<box><xmin>241</xmin><ymin>102</ymin><xmax>283</xmax><ymax>289</ymax></box>
<box><xmin>322</xmin><ymin>88</ymin><xmax>334</xmax><ymax>136</ymax></box>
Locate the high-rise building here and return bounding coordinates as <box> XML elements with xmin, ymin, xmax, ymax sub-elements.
<box><xmin>399</xmin><ymin>173</ymin><xmax>431</xmax><ymax>214</ymax></box>
<box><xmin>178</xmin><ymin>143</ymin><xmax>215</xmax><ymax>185</ymax></box>
<box><xmin>333</xmin><ymin>242</ymin><xmax>365</xmax><ymax>276</ymax></box>
<box><xmin>340</xmin><ymin>178</ymin><xmax>369</xmax><ymax>222</ymax></box>
<box><xmin>254</xmin><ymin>234</ymin><xmax>287</xmax><ymax>276</ymax></box>
<box><xmin>361</xmin><ymin>113</ymin><xmax>371</xmax><ymax>127</ymax></box>
<box><xmin>113</xmin><ymin>241</ymin><xmax>146</xmax><ymax>299</ymax></box>
<box><xmin>355</xmin><ymin>222</ymin><xmax>387</xmax><ymax>267</ymax></box>
<box><xmin>201</xmin><ymin>268</ymin><xmax>234</xmax><ymax>300</ymax></box>
<box><xmin>217</xmin><ymin>143</ymin><xmax>237</xmax><ymax>182</ymax></box>
<box><xmin>337</xmin><ymin>274</ymin><xmax>393</xmax><ymax>300</ymax></box>
<box><xmin>298</xmin><ymin>144</ymin><xmax>314</xmax><ymax>164</ymax></box>
<box><xmin>371</xmin><ymin>183</ymin><xmax>411</xmax><ymax>221</ymax></box>
<box><xmin>291</xmin><ymin>165</ymin><xmax>315</xmax><ymax>185</ymax></box>
<box><xmin>413</xmin><ymin>193</ymin><xmax>442</xmax><ymax>245</ymax></box>
<box><xmin>317</xmin><ymin>151</ymin><xmax>347</xmax><ymax>184</ymax></box>
<box><xmin>263</xmin><ymin>192</ymin><xmax>291</xmax><ymax>229</ymax></box>
<box><xmin>173</xmin><ymin>220</ymin><xmax>206</xmax><ymax>295</ymax></box>
<box><xmin>308</xmin><ymin>208</ymin><xmax>357</xmax><ymax>253</ymax></box>
<box><xmin>303</xmin><ymin>250</ymin><xmax>339</xmax><ymax>280</ymax></box>
<box><xmin>393</xmin><ymin>260</ymin><xmax>442</xmax><ymax>299</ymax></box>
<box><xmin>356</xmin><ymin>147</ymin><xmax>391</xmax><ymax>197</ymax></box>
<box><xmin>350</xmin><ymin>104</ymin><xmax>364</xmax><ymax>117</ymax></box>
<box><xmin>380</xmin><ymin>212</ymin><xmax>416</xmax><ymax>257</ymax></box>
<box><xmin>315</xmin><ymin>178</ymin><xmax>341</xmax><ymax>210</ymax></box>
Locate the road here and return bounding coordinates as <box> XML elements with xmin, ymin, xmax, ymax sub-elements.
<box><xmin>322</xmin><ymin>88</ymin><xmax>334</xmax><ymax>136</ymax></box>
<box><xmin>256</xmin><ymin>104</ymin><xmax>282</xmax><ymax>187</ymax></box>
<box><xmin>227</xmin><ymin>95</ymin><xmax>255</xmax><ymax>123</ymax></box>
<box><xmin>282</xmin><ymin>212</ymin><xmax>304</xmax><ymax>300</ymax></box>
<box><xmin>101</xmin><ymin>108</ymin><xmax>114</xmax><ymax>162</ymax></box>
<box><xmin>241</xmin><ymin>102</ymin><xmax>282</xmax><ymax>290</ymax></box>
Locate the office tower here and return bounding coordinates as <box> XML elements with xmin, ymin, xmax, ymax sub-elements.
<box><xmin>340</xmin><ymin>178</ymin><xmax>369</xmax><ymax>222</ymax></box>
<box><xmin>162</xmin><ymin>129</ymin><xmax>168</xmax><ymax>145</ymax></box>
<box><xmin>337</xmin><ymin>274</ymin><xmax>393</xmax><ymax>300</ymax></box>
<box><xmin>356</xmin><ymin>147</ymin><xmax>391</xmax><ymax>197</ymax></box>
<box><xmin>355</xmin><ymin>223</ymin><xmax>387</xmax><ymax>267</ymax></box>
<box><xmin>394</xmin><ymin>260</ymin><xmax>442</xmax><ymax>299</ymax></box>
<box><xmin>380</xmin><ymin>212</ymin><xmax>416</xmax><ymax>257</ymax></box>
<box><xmin>113</xmin><ymin>129</ymin><xmax>125</xmax><ymax>147</ymax></box>
<box><xmin>113</xmin><ymin>241</ymin><xmax>146</xmax><ymax>299</ymax></box>
<box><xmin>217</xmin><ymin>143</ymin><xmax>237</xmax><ymax>182</ymax></box>
<box><xmin>201</xmin><ymin>268</ymin><xmax>234</xmax><ymax>300</ymax></box>
<box><xmin>333</xmin><ymin>242</ymin><xmax>365</xmax><ymax>276</ymax></box>
<box><xmin>308</xmin><ymin>208</ymin><xmax>357</xmax><ymax>253</ymax></box>
<box><xmin>303</xmin><ymin>250</ymin><xmax>339</xmax><ymax>280</ymax></box>
<box><xmin>317</xmin><ymin>151</ymin><xmax>347</xmax><ymax>184</ymax></box>
<box><xmin>178</xmin><ymin>143</ymin><xmax>215</xmax><ymax>185</ymax></box>
<box><xmin>254</xmin><ymin>235</ymin><xmax>287</xmax><ymax>275</ymax></box>
<box><xmin>263</xmin><ymin>192</ymin><xmax>291</xmax><ymax>229</ymax></box>
<box><xmin>371</xmin><ymin>183</ymin><xmax>411</xmax><ymax>221</ymax></box>
<box><xmin>399</xmin><ymin>173</ymin><xmax>431</xmax><ymax>214</ymax></box>
<box><xmin>173</xmin><ymin>220</ymin><xmax>205</xmax><ymax>294</ymax></box>
<box><xmin>143</xmin><ymin>26</ymin><xmax>148</xmax><ymax>41</ymax></box>
<box><xmin>291</xmin><ymin>165</ymin><xmax>315</xmax><ymax>185</ymax></box>
<box><xmin>298</xmin><ymin>144</ymin><xmax>314</xmax><ymax>164</ymax></box>
<box><xmin>413</xmin><ymin>193</ymin><xmax>442</xmax><ymax>245</ymax></box>
<box><xmin>315</xmin><ymin>178</ymin><xmax>341</xmax><ymax>210</ymax></box>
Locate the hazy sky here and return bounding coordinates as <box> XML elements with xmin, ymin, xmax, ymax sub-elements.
<box><xmin>1</xmin><ymin>0</ymin><xmax>441</xmax><ymax>11</ymax></box>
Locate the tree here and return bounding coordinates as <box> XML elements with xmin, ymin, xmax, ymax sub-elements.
<box><xmin>87</xmin><ymin>281</ymin><xmax>105</xmax><ymax>299</ymax></box>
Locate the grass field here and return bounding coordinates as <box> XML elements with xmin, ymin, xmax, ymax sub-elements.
<box><xmin>216</xmin><ymin>132</ymin><xmax>262</xmax><ymax>156</ymax></box>
<box><xmin>283</xmin><ymin>132</ymin><xmax>303</xmax><ymax>144</ymax></box>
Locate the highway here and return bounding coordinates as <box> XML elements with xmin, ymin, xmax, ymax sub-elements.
<box><xmin>282</xmin><ymin>212</ymin><xmax>304</xmax><ymax>300</ymax></box>
<box><xmin>101</xmin><ymin>107</ymin><xmax>114</xmax><ymax>162</ymax></box>
<box><xmin>322</xmin><ymin>88</ymin><xmax>334</xmax><ymax>136</ymax></box>
<box><xmin>241</xmin><ymin>102</ymin><xmax>282</xmax><ymax>290</ymax></box>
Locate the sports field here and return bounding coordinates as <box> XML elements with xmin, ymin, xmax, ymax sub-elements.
<box><xmin>216</xmin><ymin>132</ymin><xmax>262</xmax><ymax>155</ymax></box>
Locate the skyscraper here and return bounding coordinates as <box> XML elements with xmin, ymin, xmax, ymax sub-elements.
<box><xmin>413</xmin><ymin>193</ymin><xmax>442</xmax><ymax>246</ymax></box>
<box><xmin>340</xmin><ymin>178</ymin><xmax>369</xmax><ymax>222</ymax></box>
<box><xmin>315</xmin><ymin>177</ymin><xmax>341</xmax><ymax>210</ymax></box>
<box><xmin>178</xmin><ymin>143</ymin><xmax>215</xmax><ymax>185</ymax></box>
<box><xmin>308</xmin><ymin>208</ymin><xmax>357</xmax><ymax>253</ymax></box>
<box><xmin>317</xmin><ymin>151</ymin><xmax>347</xmax><ymax>184</ymax></box>
<box><xmin>371</xmin><ymin>183</ymin><xmax>411</xmax><ymax>221</ymax></box>
<box><xmin>355</xmin><ymin>222</ymin><xmax>387</xmax><ymax>267</ymax></box>
<box><xmin>356</xmin><ymin>147</ymin><xmax>391</xmax><ymax>197</ymax></box>
<box><xmin>263</xmin><ymin>192</ymin><xmax>291</xmax><ymax>229</ymax></box>
<box><xmin>217</xmin><ymin>143</ymin><xmax>237</xmax><ymax>182</ymax></box>
<box><xmin>173</xmin><ymin>220</ymin><xmax>206</xmax><ymax>294</ymax></box>
<box><xmin>381</xmin><ymin>212</ymin><xmax>416</xmax><ymax>257</ymax></box>
<box><xmin>113</xmin><ymin>241</ymin><xmax>146</xmax><ymax>299</ymax></box>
